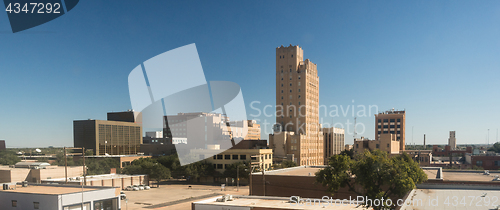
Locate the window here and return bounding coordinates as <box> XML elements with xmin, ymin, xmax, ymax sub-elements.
<box><xmin>290</xmin><ymin>83</ymin><xmax>292</xmax><ymax>86</ymax></box>
<box><xmin>281</xmin><ymin>90</ymin><xmax>283</xmax><ymax>93</ymax></box>
<box><xmin>225</xmin><ymin>155</ymin><xmax>231</xmax><ymax>160</ymax></box>
<box><xmin>281</xmin><ymin>78</ymin><xmax>283</xmax><ymax>80</ymax></box>
<box><xmin>290</xmin><ymin>69</ymin><xmax>292</xmax><ymax>72</ymax></box>
<box><xmin>240</xmin><ymin>155</ymin><xmax>246</xmax><ymax>160</ymax></box>
<box><xmin>495</xmin><ymin>161</ymin><xmax>500</xmax><ymax>166</ymax></box>
<box><xmin>217</xmin><ymin>155</ymin><xmax>222</xmax><ymax>159</ymax></box>
<box><xmin>383</xmin><ymin>125</ymin><xmax>388</xmax><ymax>128</ymax></box>
<box><xmin>397</xmin><ymin>119</ymin><xmax>401</xmax><ymax>122</ymax></box>
<box><xmin>34</xmin><ymin>202</ymin><xmax>39</xmax><ymax>209</ymax></box>
<box><xmin>251</xmin><ymin>156</ymin><xmax>257</xmax><ymax>160</ymax></box>
<box><xmin>281</xmin><ymin>96</ymin><xmax>283</xmax><ymax>100</ymax></box>
<box><xmin>376</xmin><ymin>144</ymin><xmax>380</xmax><ymax>148</ymax></box>
<box><xmin>12</xmin><ymin>200</ymin><xmax>17</xmax><ymax>207</ymax></box>
<box><xmin>298</xmin><ymin>89</ymin><xmax>300</xmax><ymax>92</ymax></box>
<box><xmin>383</xmin><ymin>119</ymin><xmax>388</xmax><ymax>122</ymax></box>
<box><xmin>378</xmin><ymin>125</ymin><xmax>381</xmax><ymax>128</ymax></box>
<box><xmin>213</xmin><ymin>155</ymin><xmax>216</xmax><ymax>159</ymax></box>
<box><xmin>232</xmin><ymin>155</ymin><xmax>238</xmax><ymax>160</ymax></box>
<box><xmin>390</xmin><ymin>125</ymin><xmax>395</xmax><ymax>128</ymax></box>
<box><xmin>397</xmin><ymin>131</ymin><xmax>400</xmax><ymax>134</ymax></box>
<box><xmin>298</xmin><ymin>95</ymin><xmax>301</xmax><ymax>98</ymax></box>
<box><xmin>477</xmin><ymin>161</ymin><xmax>483</xmax><ymax>166</ymax></box>
<box><xmin>378</xmin><ymin>119</ymin><xmax>381</xmax><ymax>123</ymax></box>
<box><xmin>383</xmin><ymin>131</ymin><xmax>388</xmax><ymax>134</ymax></box>
<box><xmin>356</xmin><ymin>144</ymin><xmax>359</xmax><ymax>148</ymax></box>
<box><xmin>217</xmin><ymin>164</ymin><xmax>223</xmax><ymax>169</ymax></box>
<box><xmin>224</xmin><ymin>164</ymin><xmax>229</xmax><ymax>169</ymax></box>
<box><xmin>387</xmin><ymin>144</ymin><xmax>390</xmax><ymax>147</ymax></box>
<box><xmin>390</xmin><ymin>119</ymin><xmax>395</xmax><ymax>122</ymax></box>
<box><xmin>281</xmin><ymin>84</ymin><xmax>283</xmax><ymax>87</ymax></box>
<box><xmin>378</xmin><ymin>131</ymin><xmax>381</xmax><ymax>134</ymax></box>
<box><xmin>298</xmin><ymin>102</ymin><xmax>301</xmax><ymax>105</ymax></box>
<box><xmin>397</xmin><ymin>125</ymin><xmax>400</xmax><ymax>128</ymax></box>
<box><xmin>290</xmin><ymin>90</ymin><xmax>292</xmax><ymax>93</ymax></box>
<box><xmin>291</xmin><ymin>54</ymin><xmax>293</xmax><ymax>58</ymax></box>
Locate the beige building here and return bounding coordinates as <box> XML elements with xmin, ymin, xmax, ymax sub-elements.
<box><xmin>245</xmin><ymin>120</ymin><xmax>261</xmax><ymax>140</ymax></box>
<box><xmin>206</xmin><ymin>148</ymin><xmax>273</xmax><ymax>173</ymax></box>
<box><xmin>323</xmin><ymin>127</ymin><xmax>345</xmax><ymax>164</ymax></box>
<box><xmin>354</xmin><ymin>134</ymin><xmax>400</xmax><ymax>155</ymax></box>
<box><xmin>0</xmin><ymin>165</ymin><xmax>83</xmax><ymax>184</ymax></box>
<box><xmin>345</xmin><ymin>144</ymin><xmax>353</xmax><ymax>151</ymax></box>
<box><xmin>449</xmin><ymin>131</ymin><xmax>456</xmax><ymax>149</ymax></box>
<box><xmin>74</xmin><ymin>119</ymin><xmax>142</xmax><ymax>155</ymax></box>
<box><xmin>375</xmin><ymin>109</ymin><xmax>405</xmax><ymax>151</ymax></box>
<box><xmin>269</xmin><ymin>45</ymin><xmax>323</xmax><ymax>166</ymax></box>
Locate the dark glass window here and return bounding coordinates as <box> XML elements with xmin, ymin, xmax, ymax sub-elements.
<box><xmin>34</xmin><ymin>202</ymin><xmax>39</xmax><ymax>209</ymax></box>
<box><xmin>390</xmin><ymin>125</ymin><xmax>395</xmax><ymax>128</ymax></box>
<box><xmin>378</xmin><ymin>125</ymin><xmax>381</xmax><ymax>128</ymax></box>
<box><xmin>12</xmin><ymin>200</ymin><xmax>17</xmax><ymax>207</ymax></box>
<box><xmin>397</xmin><ymin>125</ymin><xmax>400</xmax><ymax>128</ymax></box>
<box><xmin>383</xmin><ymin>119</ymin><xmax>388</xmax><ymax>122</ymax></box>
<box><xmin>213</xmin><ymin>155</ymin><xmax>216</xmax><ymax>159</ymax></box>
<box><xmin>383</xmin><ymin>131</ymin><xmax>388</xmax><ymax>134</ymax></box>
<box><xmin>383</xmin><ymin>125</ymin><xmax>388</xmax><ymax>128</ymax></box>
<box><xmin>378</xmin><ymin>131</ymin><xmax>381</xmax><ymax>134</ymax></box>
<box><xmin>224</xmin><ymin>155</ymin><xmax>231</xmax><ymax>160</ymax></box>
<box><xmin>378</xmin><ymin>119</ymin><xmax>381</xmax><ymax>123</ymax></box>
<box><xmin>216</xmin><ymin>155</ymin><xmax>222</xmax><ymax>159</ymax></box>
<box><xmin>232</xmin><ymin>155</ymin><xmax>238</xmax><ymax>160</ymax></box>
<box><xmin>397</xmin><ymin>119</ymin><xmax>401</xmax><ymax>122</ymax></box>
<box><xmin>240</xmin><ymin>155</ymin><xmax>246</xmax><ymax>160</ymax></box>
<box><xmin>390</xmin><ymin>119</ymin><xmax>395</xmax><ymax>122</ymax></box>
<box><xmin>217</xmin><ymin>164</ymin><xmax>223</xmax><ymax>169</ymax></box>
<box><xmin>376</xmin><ymin>144</ymin><xmax>380</xmax><ymax>148</ymax></box>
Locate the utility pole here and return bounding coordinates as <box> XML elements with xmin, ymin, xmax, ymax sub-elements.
<box><xmin>488</xmin><ymin>129</ymin><xmax>490</xmax><ymax>147</ymax></box>
<box><xmin>64</xmin><ymin>147</ymin><xmax>68</xmax><ymax>184</ymax></box>
<box><xmin>83</xmin><ymin>147</ymin><xmax>86</xmax><ymax>186</ymax></box>
<box><xmin>237</xmin><ymin>165</ymin><xmax>239</xmax><ymax>192</ymax></box>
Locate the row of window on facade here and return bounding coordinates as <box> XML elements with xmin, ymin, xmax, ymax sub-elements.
<box><xmin>377</xmin><ymin>131</ymin><xmax>401</xmax><ymax>134</ymax></box>
<box><xmin>378</xmin><ymin>125</ymin><xmax>401</xmax><ymax>128</ymax></box>
<box><xmin>378</xmin><ymin>119</ymin><xmax>401</xmax><ymax>123</ymax></box>
<box><xmin>213</xmin><ymin>163</ymin><xmax>270</xmax><ymax>170</ymax></box>
<box><xmin>213</xmin><ymin>154</ymin><xmax>272</xmax><ymax>161</ymax></box>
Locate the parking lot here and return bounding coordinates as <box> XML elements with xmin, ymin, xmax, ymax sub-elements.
<box><xmin>120</xmin><ymin>183</ymin><xmax>249</xmax><ymax>210</ymax></box>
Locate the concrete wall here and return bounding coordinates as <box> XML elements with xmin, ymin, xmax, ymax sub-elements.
<box><xmin>0</xmin><ymin>192</ymin><xmax>58</xmax><ymax>210</ymax></box>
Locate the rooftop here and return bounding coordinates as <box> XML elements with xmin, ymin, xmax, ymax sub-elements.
<box><xmin>402</xmin><ymin>188</ymin><xmax>500</xmax><ymax>210</ymax></box>
<box><xmin>43</xmin><ymin>173</ymin><xmax>144</xmax><ymax>182</ymax></box>
<box><xmin>260</xmin><ymin>166</ymin><xmax>324</xmax><ymax>176</ymax></box>
<box><xmin>194</xmin><ymin>195</ymin><xmax>362</xmax><ymax>209</ymax></box>
<box><xmin>0</xmin><ymin>184</ymin><xmax>108</xmax><ymax>195</ymax></box>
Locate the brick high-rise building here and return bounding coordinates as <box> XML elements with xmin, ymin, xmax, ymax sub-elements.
<box><xmin>375</xmin><ymin>109</ymin><xmax>405</xmax><ymax>151</ymax></box>
<box><xmin>269</xmin><ymin>45</ymin><xmax>323</xmax><ymax>166</ymax></box>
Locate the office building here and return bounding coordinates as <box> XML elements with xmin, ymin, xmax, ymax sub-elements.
<box><xmin>354</xmin><ymin>134</ymin><xmax>400</xmax><ymax>155</ymax></box>
<box><xmin>107</xmin><ymin>110</ymin><xmax>141</xmax><ymax>123</ymax></box>
<box><xmin>0</xmin><ymin>184</ymin><xmax>120</xmax><ymax>210</ymax></box>
<box><xmin>269</xmin><ymin>45</ymin><xmax>323</xmax><ymax>166</ymax></box>
<box><xmin>0</xmin><ymin>140</ymin><xmax>5</xmax><ymax>151</ymax></box>
<box><xmin>375</xmin><ymin>109</ymin><xmax>405</xmax><ymax>151</ymax></box>
<box><xmin>245</xmin><ymin>120</ymin><xmax>261</xmax><ymax>140</ymax></box>
<box><xmin>73</xmin><ymin>119</ymin><xmax>142</xmax><ymax>155</ymax></box>
<box><xmin>323</xmin><ymin>127</ymin><xmax>345</xmax><ymax>164</ymax></box>
<box><xmin>448</xmin><ymin>131</ymin><xmax>456</xmax><ymax>149</ymax></box>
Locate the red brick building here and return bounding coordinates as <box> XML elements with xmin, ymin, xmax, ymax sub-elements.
<box><xmin>432</xmin><ymin>145</ymin><xmax>472</xmax><ymax>157</ymax></box>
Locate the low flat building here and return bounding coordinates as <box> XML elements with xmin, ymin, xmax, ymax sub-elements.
<box><xmin>432</xmin><ymin>145</ymin><xmax>472</xmax><ymax>157</ymax></box>
<box><xmin>206</xmin><ymin>148</ymin><xmax>273</xmax><ymax>172</ymax></box>
<box><xmin>192</xmin><ymin>195</ymin><xmax>362</xmax><ymax>210</ymax></box>
<box><xmin>0</xmin><ymin>164</ymin><xmax>82</xmax><ymax>184</ymax></box>
<box><xmin>0</xmin><ymin>183</ymin><xmax>121</xmax><ymax>210</ymax></box>
<box><xmin>73</xmin><ymin>154</ymin><xmax>151</xmax><ymax>168</ymax></box>
<box><xmin>465</xmin><ymin>153</ymin><xmax>500</xmax><ymax>170</ymax></box>
<box><xmin>42</xmin><ymin>173</ymin><xmax>148</xmax><ymax>190</ymax></box>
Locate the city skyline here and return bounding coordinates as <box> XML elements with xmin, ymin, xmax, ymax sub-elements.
<box><xmin>1</xmin><ymin>1</ymin><xmax>500</xmax><ymax>147</ymax></box>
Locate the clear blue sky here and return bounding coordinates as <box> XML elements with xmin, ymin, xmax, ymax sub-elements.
<box><xmin>1</xmin><ymin>1</ymin><xmax>499</xmax><ymax>147</ymax></box>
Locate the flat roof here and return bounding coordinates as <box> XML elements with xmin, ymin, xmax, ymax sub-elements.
<box><xmin>1</xmin><ymin>185</ymin><xmax>98</xmax><ymax>195</ymax></box>
<box><xmin>43</xmin><ymin>173</ymin><xmax>144</xmax><ymax>182</ymax></box>
<box><xmin>404</xmin><ymin>189</ymin><xmax>500</xmax><ymax>210</ymax></box>
<box><xmin>195</xmin><ymin>196</ymin><xmax>362</xmax><ymax>209</ymax></box>
<box><xmin>442</xmin><ymin>171</ymin><xmax>500</xmax><ymax>182</ymax></box>
<box><xmin>260</xmin><ymin>166</ymin><xmax>324</xmax><ymax>176</ymax></box>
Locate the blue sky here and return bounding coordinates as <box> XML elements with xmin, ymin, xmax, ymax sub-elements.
<box><xmin>0</xmin><ymin>1</ymin><xmax>499</xmax><ymax>147</ymax></box>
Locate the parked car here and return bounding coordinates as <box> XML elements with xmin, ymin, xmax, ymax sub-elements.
<box><xmin>140</xmin><ymin>185</ymin><xmax>150</xmax><ymax>190</ymax></box>
<box><xmin>133</xmin><ymin>185</ymin><xmax>144</xmax><ymax>190</ymax></box>
<box><xmin>125</xmin><ymin>186</ymin><xmax>134</xmax><ymax>191</ymax></box>
<box><xmin>120</xmin><ymin>192</ymin><xmax>126</xmax><ymax>200</ymax></box>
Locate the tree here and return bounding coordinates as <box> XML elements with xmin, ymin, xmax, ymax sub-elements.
<box><xmin>86</xmin><ymin>158</ymin><xmax>120</xmax><ymax>175</ymax></box>
<box><xmin>488</xmin><ymin>142</ymin><xmax>500</xmax><ymax>153</ymax></box>
<box><xmin>339</xmin><ymin>149</ymin><xmax>354</xmax><ymax>159</ymax></box>
<box><xmin>316</xmin><ymin>150</ymin><xmax>427</xmax><ymax>210</ymax></box>
<box><xmin>0</xmin><ymin>150</ymin><xmax>21</xmax><ymax>165</ymax></box>
<box><xmin>122</xmin><ymin>158</ymin><xmax>171</xmax><ymax>187</ymax></box>
<box><xmin>272</xmin><ymin>160</ymin><xmax>297</xmax><ymax>169</ymax></box>
<box><xmin>222</xmin><ymin>161</ymin><xmax>250</xmax><ymax>179</ymax></box>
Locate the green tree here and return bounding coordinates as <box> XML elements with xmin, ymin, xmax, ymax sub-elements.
<box><xmin>85</xmin><ymin>158</ymin><xmax>120</xmax><ymax>175</ymax></box>
<box><xmin>488</xmin><ymin>142</ymin><xmax>500</xmax><ymax>153</ymax></box>
<box><xmin>222</xmin><ymin>161</ymin><xmax>250</xmax><ymax>179</ymax></box>
<box><xmin>316</xmin><ymin>150</ymin><xmax>427</xmax><ymax>210</ymax></box>
<box><xmin>339</xmin><ymin>149</ymin><xmax>354</xmax><ymax>159</ymax></box>
<box><xmin>0</xmin><ymin>150</ymin><xmax>21</xmax><ymax>165</ymax></box>
<box><xmin>272</xmin><ymin>160</ymin><xmax>297</xmax><ymax>169</ymax></box>
<box><xmin>122</xmin><ymin>158</ymin><xmax>171</xmax><ymax>187</ymax></box>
